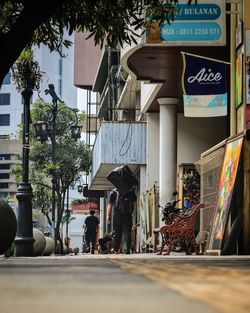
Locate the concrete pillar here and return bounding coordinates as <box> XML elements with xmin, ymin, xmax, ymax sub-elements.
<box><xmin>146</xmin><ymin>113</ymin><xmax>159</xmax><ymax>189</ymax></box>
<box><xmin>157</xmin><ymin>98</ymin><xmax>179</xmax><ymax>211</ymax></box>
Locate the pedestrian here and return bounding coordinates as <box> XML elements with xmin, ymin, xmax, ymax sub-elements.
<box><xmin>106</xmin><ymin>188</ymin><xmax>137</xmax><ymax>254</ymax></box>
<box><xmin>84</xmin><ymin>209</ymin><xmax>99</xmax><ymax>254</ymax></box>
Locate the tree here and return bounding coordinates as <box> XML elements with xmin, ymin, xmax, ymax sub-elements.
<box><xmin>12</xmin><ymin>99</ymin><xmax>92</xmax><ymax>245</ymax></box>
<box><xmin>0</xmin><ymin>0</ymin><xmax>194</xmax><ymax>86</ymax></box>
<box><xmin>12</xmin><ymin>163</ymin><xmax>53</xmax><ymax>227</ymax></box>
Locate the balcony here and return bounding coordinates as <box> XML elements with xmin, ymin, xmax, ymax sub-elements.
<box><xmin>90</xmin><ymin>121</ymin><xmax>146</xmax><ymax>190</ymax></box>
<box><xmin>81</xmin><ymin>114</ymin><xmax>98</xmax><ymax>133</ymax></box>
<box><xmin>93</xmin><ymin>47</ymin><xmax>119</xmax><ymax>120</ymax></box>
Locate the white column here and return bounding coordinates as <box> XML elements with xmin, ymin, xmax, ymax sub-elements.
<box><xmin>146</xmin><ymin>113</ymin><xmax>159</xmax><ymax>189</ymax></box>
<box><xmin>157</xmin><ymin>98</ymin><xmax>179</xmax><ymax>211</ymax></box>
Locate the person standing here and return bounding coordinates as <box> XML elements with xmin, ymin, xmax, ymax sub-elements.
<box><xmin>84</xmin><ymin>209</ymin><xmax>99</xmax><ymax>254</ymax></box>
<box><xmin>107</xmin><ymin>188</ymin><xmax>137</xmax><ymax>254</ymax></box>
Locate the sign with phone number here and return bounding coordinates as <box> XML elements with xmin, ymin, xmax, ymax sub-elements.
<box><xmin>149</xmin><ymin>0</ymin><xmax>226</xmax><ymax>46</ymax></box>
<box><xmin>161</xmin><ymin>22</ymin><xmax>222</xmax><ymax>42</ymax></box>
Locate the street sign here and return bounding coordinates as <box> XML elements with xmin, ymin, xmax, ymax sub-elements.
<box><xmin>146</xmin><ymin>0</ymin><xmax>226</xmax><ymax>46</ymax></box>
<box><xmin>161</xmin><ymin>22</ymin><xmax>222</xmax><ymax>42</ymax></box>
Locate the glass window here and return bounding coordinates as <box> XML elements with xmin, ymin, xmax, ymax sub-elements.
<box><xmin>58</xmin><ymin>59</ymin><xmax>62</xmax><ymax>76</ymax></box>
<box><xmin>0</xmin><ymin>154</ymin><xmax>11</xmax><ymax>160</ymax></box>
<box><xmin>0</xmin><ymin>135</ymin><xmax>9</xmax><ymax>139</ymax></box>
<box><xmin>0</xmin><ymin>183</ymin><xmax>9</xmax><ymax>189</ymax></box>
<box><xmin>0</xmin><ymin>93</ymin><xmax>10</xmax><ymax>105</ymax></box>
<box><xmin>0</xmin><ymin>164</ymin><xmax>10</xmax><ymax>170</ymax></box>
<box><xmin>0</xmin><ymin>114</ymin><xmax>10</xmax><ymax>126</ymax></box>
<box><xmin>0</xmin><ymin>173</ymin><xmax>9</xmax><ymax>179</ymax></box>
<box><xmin>2</xmin><ymin>73</ymin><xmax>11</xmax><ymax>84</ymax></box>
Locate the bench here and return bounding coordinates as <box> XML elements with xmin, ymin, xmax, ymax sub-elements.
<box><xmin>157</xmin><ymin>203</ymin><xmax>205</xmax><ymax>255</ymax></box>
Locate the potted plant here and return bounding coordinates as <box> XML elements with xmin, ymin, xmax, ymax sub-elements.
<box><xmin>46</xmin><ymin>163</ymin><xmax>60</xmax><ymax>177</ymax></box>
<box><xmin>181</xmin><ymin>170</ymin><xmax>200</xmax><ymax>208</ymax></box>
<box><xmin>11</xmin><ymin>49</ymin><xmax>43</xmax><ymax>91</ymax></box>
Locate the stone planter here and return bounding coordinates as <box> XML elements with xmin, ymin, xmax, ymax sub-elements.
<box><xmin>0</xmin><ymin>200</ymin><xmax>17</xmax><ymax>255</ymax></box>
<box><xmin>42</xmin><ymin>237</ymin><xmax>55</xmax><ymax>256</ymax></box>
<box><xmin>33</xmin><ymin>228</ymin><xmax>46</xmax><ymax>256</ymax></box>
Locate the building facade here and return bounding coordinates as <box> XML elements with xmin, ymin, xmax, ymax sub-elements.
<box><xmin>0</xmin><ymin>33</ymin><xmax>78</xmax><ymax>213</ymax></box>
<box><xmin>0</xmin><ymin>139</ymin><xmax>22</xmax><ymax>211</ymax></box>
<box><xmin>0</xmin><ymin>33</ymin><xmax>77</xmax><ymax>138</ymax></box>
<box><xmin>74</xmin><ymin>1</ymin><xmax>250</xmax><ymax>254</ymax></box>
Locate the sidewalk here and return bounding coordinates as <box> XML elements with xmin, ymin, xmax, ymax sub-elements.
<box><xmin>109</xmin><ymin>254</ymin><xmax>250</xmax><ymax>313</ymax></box>
<box><xmin>1</xmin><ymin>254</ymin><xmax>250</xmax><ymax>313</ymax></box>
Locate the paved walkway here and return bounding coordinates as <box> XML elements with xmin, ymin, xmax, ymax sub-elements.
<box><xmin>1</xmin><ymin>254</ymin><xmax>250</xmax><ymax>313</ymax></box>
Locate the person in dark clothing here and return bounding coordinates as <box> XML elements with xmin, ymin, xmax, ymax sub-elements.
<box><xmin>84</xmin><ymin>209</ymin><xmax>99</xmax><ymax>254</ymax></box>
<box><xmin>107</xmin><ymin>188</ymin><xmax>137</xmax><ymax>254</ymax></box>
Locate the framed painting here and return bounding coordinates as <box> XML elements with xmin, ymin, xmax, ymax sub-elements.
<box><xmin>235</xmin><ymin>20</ymin><xmax>243</xmax><ymax>50</ymax></box>
<box><xmin>206</xmin><ymin>135</ymin><xmax>244</xmax><ymax>255</ymax></box>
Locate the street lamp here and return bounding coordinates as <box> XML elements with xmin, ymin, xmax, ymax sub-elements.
<box><xmin>77</xmin><ymin>184</ymin><xmax>84</xmax><ymax>194</ymax></box>
<box><xmin>71</xmin><ymin>125</ymin><xmax>82</xmax><ymax>141</ymax></box>
<box><xmin>11</xmin><ymin>51</ymin><xmax>42</xmax><ymax>257</ymax></box>
<box><xmin>14</xmin><ymin>87</ymin><xmax>34</xmax><ymax>256</ymax></box>
<box><xmin>33</xmin><ymin>121</ymin><xmax>48</xmax><ymax>142</ymax></box>
<box><xmin>33</xmin><ymin>84</ymin><xmax>82</xmax><ymax>242</ymax></box>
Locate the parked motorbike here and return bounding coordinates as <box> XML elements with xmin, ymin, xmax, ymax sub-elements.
<box><xmin>161</xmin><ymin>191</ymin><xmax>181</xmax><ymax>222</ymax></box>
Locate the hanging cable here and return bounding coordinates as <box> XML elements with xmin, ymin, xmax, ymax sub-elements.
<box><xmin>119</xmin><ymin>122</ymin><xmax>133</xmax><ymax>156</ymax></box>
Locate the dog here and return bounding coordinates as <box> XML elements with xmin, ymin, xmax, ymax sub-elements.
<box><xmin>98</xmin><ymin>232</ymin><xmax>115</xmax><ymax>254</ymax></box>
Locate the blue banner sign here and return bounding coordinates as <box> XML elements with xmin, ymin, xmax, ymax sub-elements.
<box><xmin>161</xmin><ymin>22</ymin><xmax>221</xmax><ymax>41</ymax></box>
<box><xmin>181</xmin><ymin>52</ymin><xmax>228</xmax><ymax>117</ymax></box>
<box><xmin>145</xmin><ymin>0</ymin><xmax>225</xmax><ymax>46</ymax></box>
<box><xmin>175</xmin><ymin>4</ymin><xmax>221</xmax><ymax>20</ymax></box>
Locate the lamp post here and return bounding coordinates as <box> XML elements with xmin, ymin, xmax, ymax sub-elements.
<box><xmin>14</xmin><ymin>87</ymin><xmax>34</xmax><ymax>256</ymax></box>
<box><xmin>11</xmin><ymin>52</ymin><xmax>42</xmax><ymax>257</ymax></box>
<box><xmin>77</xmin><ymin>184</ymin><xmax>84</xmax><ymax>194</ymax></box>
<box><xmin>34</xmin><ymin>84</ymin><xmax>82</xmax><ymax>242</ymax></box>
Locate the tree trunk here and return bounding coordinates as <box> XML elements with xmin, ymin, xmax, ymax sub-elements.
<box><xmin>45</xmin><ymin>213</ymin><xmax>52</xmax><ymax>227</ymax></box>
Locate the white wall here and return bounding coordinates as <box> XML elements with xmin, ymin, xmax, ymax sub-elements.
<box><xmin>146</xmin><ymin>113</ymin><xmax>159</xmax><ymax>189</ymax></box>
<box><xmin>0</xmin><ymin>82</ymin><xmax>21</xmax><ymax>137</ymax></box>
<box><xmin>177</xmin><ymin>114</ymin><xmax>227</xmax><ymax>165</ymax></box>
<box><xmin>61</xmin><ymin>34</ymin><xmax>77</xmax><ymax>107</ymax></box>
<box><xmin>63</xmin><ymin>213</ymin><xmax>86</xmax><ymax>250</ymax></box>
<box><xmin>140</xmin><ymin>165</ymin><xmax>147</xmax><ymax>194</ymax></box>
<box><xmin>140</xmin><ymin>82</ymin><xmax>162</xmax><ymax>113</ymax></box>
<box><xmin>35</xmin><ymin>35</ymin><xmax>77</xmax><ymax>108</ymax></box>
<box><xmin>98</xmin><ymin>197</ymin><xmax>105</xmax><ymax>238</ymax></box>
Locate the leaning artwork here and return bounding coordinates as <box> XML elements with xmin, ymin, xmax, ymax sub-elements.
<box><xmin>207</xmin><ymin>134</ymin><xmax>243</xmax><ymax>255</ymax></box>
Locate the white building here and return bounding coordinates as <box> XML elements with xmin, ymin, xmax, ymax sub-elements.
<box><xmin>0</xmin><ymin>33</ymin><xmax>77</xmax><ymax>138</ymax></box>
<box><xmin>0</xmin><ymin>34</ymin><xmax>80</xmax><ymax>211</ymax></box>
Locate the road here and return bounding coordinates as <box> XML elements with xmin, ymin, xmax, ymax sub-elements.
<box><xmin>0</xmin><ymin>254</ymin><xmax>250</xmax><ymax>313</ymax></box>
